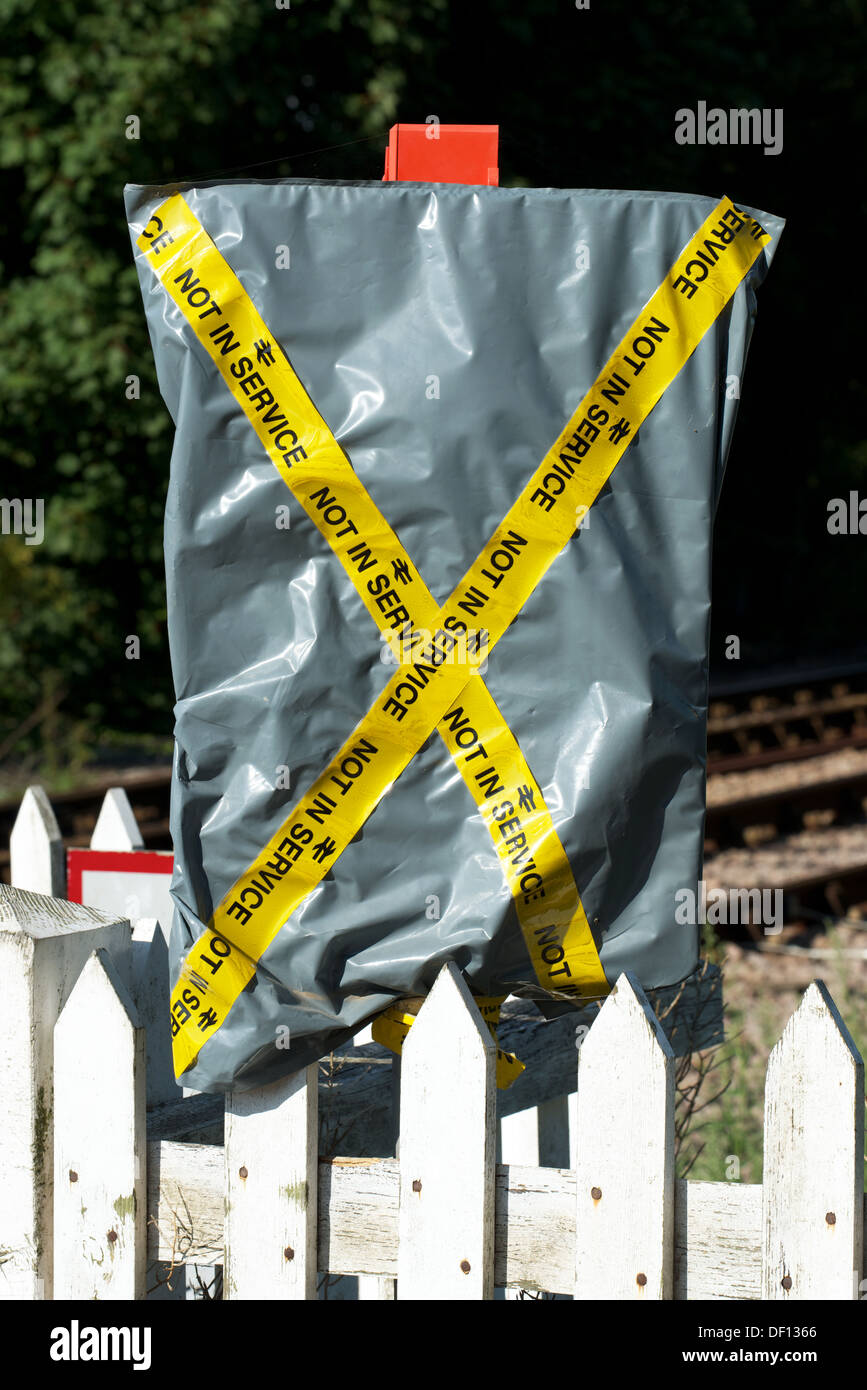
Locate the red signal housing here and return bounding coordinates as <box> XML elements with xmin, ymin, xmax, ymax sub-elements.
<box><xmin>382</xmin><ymin>123</ymin><xmax>499</xmax><ymax>185</ymax></box>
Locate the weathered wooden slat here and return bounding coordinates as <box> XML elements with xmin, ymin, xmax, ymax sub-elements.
<box><xmin>499</xmin><ymin>1095</ymin><xmax>572</xmax><ymax>1296</ymax></box>
<box><xmin>148</xmin><ymin>1149</ymin><xmax>574</xmax><ymax>1291</ymax></box>
<box><xmin>397</xmin><ymin>964</ymin><xmax>496</xmax><ymax>1299</ymax></box>
<box><xmin>148</xmin><ymin>1146</ymin><xmax>788</xmax><ymax>1298</ymax></box>
<box><xmin>53</xmin><ymin>950</ymin><xmax>146</xmax><ymax>1299</ymax></box>
<box><xmin>574</xmin><ymin>972</ymin><xmax>676</xmax><ymax>1300</ymax></box>
<box><xmin>674</xmin><ymin>1180</ymin><xmax>762</xmax><ymax>1300</ymax></box>
<box><xmin>762</xmin><ymin>980</ymin><xmax>864</xmax><ymax>1300</ymax></box>
<box><xmin>495</xmin><ymin>1163</ymin><xmax>576</xmax><ymax>1293</ymax></box>
<box><xmin>318</xmin><ymin>1157</ymin><xmax>400</xmax><ymax>1278</ymax></box>
<box><xmin>322</xmin><ymin>1159</ymin><xmax>579</xmax><ymax>1294</ymax></box>
<box><xmin>224</xmin><ymin>1064</ymin><xmax>318</xmax><ymax>1299</ymax></box>
<box><xmin>147</xmin><ymin>1141</ymin><xmax>224</xmax><ymax>1269</ymax></box>
<box><xmin>0</xmin><ymin>885</ymin><xmax>131</xmax><ymax>1300</ymax></box>
<box><xmin>10</xmin><ymin>786</ymin><xmax>66</xmax><ymax>897</ymax></box>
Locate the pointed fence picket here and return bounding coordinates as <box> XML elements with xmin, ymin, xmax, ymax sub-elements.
<box><xmin>89</xmin><ymin>786</ymin><xmax>145</xmax><ymax>852</ymax></box>
<box><xmin>7</xmin><ymin>781</ymin><xmax>725</xmax><ymax>1302</ymax></box>
<box><xmin>9</xmin><ymin>785</ymin><xmax>65</xmax><ymax>897</ymax></box>
<box><xmin>397</xmin><ymin>964</ymin><xmax>496</xmax><ymax>1299</ymax></box>
<box><xmin>224</xmin><ymin>1065</ymin><xmax>319</xmax><ymax>1300</ymax></box>
<box><xmin>574</xmin><ymin>973</ymin><xmax>675</xmax><ymax>1300</ymax></box>
<box><xmin>0</xmin><ymin>887</ymin><xmax>131</xmax><ymax>1298</ymax></box>
<box><xmin>53</xmin><ymin>950</ymin><xmax>146</xmax><ymax>1299</ymax></box>
<box><xmin>761</xmin><ymin>980</ymin><xmax>864</xmax><ymax>1300</ymax></box>
<box><xmin>0</xmin><ymin>875</ymin><xmax>864</xmax><ymax>1300</ymax></box>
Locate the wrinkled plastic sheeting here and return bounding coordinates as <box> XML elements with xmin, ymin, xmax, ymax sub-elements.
<box><xmin>125</xmin><ymin>179</ymin><xmax>783</xmax><ymax>1092</ymax></box>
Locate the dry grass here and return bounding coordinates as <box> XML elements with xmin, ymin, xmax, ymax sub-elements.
<box><xmin>676</xmin><ymin>919</ymin><xmax>867</xmax><ymax>1184</ymax></box>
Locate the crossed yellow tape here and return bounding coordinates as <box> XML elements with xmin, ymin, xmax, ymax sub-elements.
<box><xmin>135</xmin><ymin>191</ymin><xmax>770</xmax><ymax>1077</ymax></box>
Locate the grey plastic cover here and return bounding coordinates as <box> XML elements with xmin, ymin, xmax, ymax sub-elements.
<box><xmin>125</xmin><ymin>178</ymin><xmax>782</xmax><ymax>1093</ymax></box>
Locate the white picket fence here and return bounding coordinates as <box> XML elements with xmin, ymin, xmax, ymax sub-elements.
<box><xmin>1</xmin><ymin>782</ymin><xmax>863</xmax><ymax>1299</ymax></box>
<box><xmin>1</xmin><ymin>874</ymin><xmax>864</xmax><ymax>1299</ymax></box>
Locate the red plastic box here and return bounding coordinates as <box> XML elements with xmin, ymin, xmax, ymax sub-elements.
<box><xmin>383</xmin><ymin>123</ymin><xmax>499</xmax><ymax>185</ymax></box>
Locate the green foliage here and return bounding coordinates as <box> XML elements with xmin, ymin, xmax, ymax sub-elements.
<box><xmin>0</xmin><ymin>0</ymin><xmax>449</xmax><ymax>755</ymax></box>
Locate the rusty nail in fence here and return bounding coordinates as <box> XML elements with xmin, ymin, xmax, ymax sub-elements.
<box><xmin>284</xmin><ymin>1246</ymin><xmax>295</xmax><ymax>1262</ymax></box>
<box><xmin>781</xmin><ymin>1275</ymin><xmax>792</xmax><ymax>1291</ymax></box>
<box><xmin>69</xmin><ymin>1171</ymin><xmax>78</xmax><ymax>1183</ymax></box>
<box><xmin>636</xmin><ymin>1272</ymin><xmax>647</xmax><ymax>1287</ymax></box>
<box><xmin>591</xmin><ymin>1186</ymin><xmax>602</xmax><ymax>1201</ymax></box>
<box><xmin>412</xmin><ymin>1179</ymin><xmax>422</xmax><ymax>1193</ymax></box>
<box><xmin>107</xmin><ymin>1230</ymin><xmax>118</xmax><ymax>1244</ymax></box>
<box><xmin>826</xmin><ymin>1211</ymin><xmax>836</xmax><ymax>1225</ymax></box>
<box><xmin>238</xmin><ymin>1166</ymin><xmax>248</xmax><ymax>1180</ymax></box>
<box><xmin>460</xmin><ymin>1260</ymin><xmax>471</xmax><ymax>1274</ymax></box>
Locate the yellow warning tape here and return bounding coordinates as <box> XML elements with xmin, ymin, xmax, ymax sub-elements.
<box><xmin>136</xmin><ymin>199</ymin><xmax>604</xmax><ymax>1019</ymax></box>
<box><xmin>372</xmin><ymin>996</ymin><xmax>525</xmax><ymax>1090</ymax></box>
<box><xmin>136</xmin><ymin>198</ymin><xmax>607</xmax><ymax>1056</ymax></box>
<box><xmin>136</xmin><ymin>194</ymin><xmax>770</xmax><ymax>1075</ymax></box>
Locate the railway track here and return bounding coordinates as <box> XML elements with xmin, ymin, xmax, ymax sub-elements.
<box><xmin>703</xmin><ymin>825</ymin><xmax>867</xmax><ymax>935</ymax></box>
<box><xmin>707</xmin><ymin>663</ymin><xmax>867</xmax><ymax>767</ymax></box>
<box><xmin>704</xmin><ymin>668</ymin><xmax>867</xmax><ymax>928</ymax></box>
<box><xmin>705</xmin><ymin>747</ymin><xmax>867</xmax><ymax>845</ymax></box>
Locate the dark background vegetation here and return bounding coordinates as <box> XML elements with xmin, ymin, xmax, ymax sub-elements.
<box><xmin>1</xmin><ymin>0</ymin><xmax>865</xmax><ymax>774</ymax></box>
